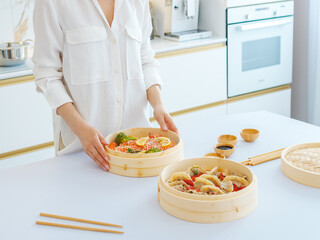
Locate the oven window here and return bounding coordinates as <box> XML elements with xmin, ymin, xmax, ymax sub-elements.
<box><xmin>242</xmin><ymin>36</ymin><xmax>280</xmax><ymax>72</ymax></box>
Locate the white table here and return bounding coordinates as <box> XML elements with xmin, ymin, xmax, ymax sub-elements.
<box><xmin>1</xmin><ymin>111</ymin><xmax>319</xmax><ymax>240</ymax></box>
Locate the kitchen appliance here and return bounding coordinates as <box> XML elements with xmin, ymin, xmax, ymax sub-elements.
<box><xmin>150</xmin><ymin>0</ymin><xmax>212</xmax><ymax>41</ymax></box>
<box><xmin>0</xmin><ymin>40</ymin><xmax>33</xmax><ymax>67</ymax></box>
<box><xmin>227</xmin><ymin>1</ymin><xmax>294</xmax><ymax>97</ymax></box>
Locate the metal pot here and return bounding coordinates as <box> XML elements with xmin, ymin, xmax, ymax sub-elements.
<box><xmin>0</xmin><ymin>39</ymin><xmax>33</xmax><ymax>67</ymax></box>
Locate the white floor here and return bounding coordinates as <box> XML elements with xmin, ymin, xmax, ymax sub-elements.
<box><xmin>0</xmin><ymin>147</ymin><xmax>55</xmax><ymax>170</ymax></box>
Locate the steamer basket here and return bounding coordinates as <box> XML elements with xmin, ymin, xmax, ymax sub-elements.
<box><xmin>105</xmin><ymin>128</ymin><xmax>183</xmax><ymax>177</ymax></box>
<box><xmin>281</xmin><ymin>143</ymin><xmax>320</xmax><ymax>188</ymax></box>
<box><xmin>158</xmin><ymin>158</ymin><xmax>258</xmax><ymax>223</ymax></box>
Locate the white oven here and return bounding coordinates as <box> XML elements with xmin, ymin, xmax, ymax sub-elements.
<box><xmin>227</xmin><ymin>1</ymin><xmax>294</xmax><ymax>97</ymax></box>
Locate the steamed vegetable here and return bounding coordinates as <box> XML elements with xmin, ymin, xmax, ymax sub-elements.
<box><xmin>115</xmin><ymin>132</ymin><xmax>136</xmax><ymax>146</ymax></box>
<box><xmin>145</xmin><ymin>148</ymin><xmax>161</xmax><ymax>153</ymax></box>
<box><xmin>127</xmin><ymin>148</ymin><xmax>140</xmax><ymax>153</ymax></box>
<box><xmin>108</xmin><ymin>142</ymin><xmax>117</xmax><ymax>150</ymax></box>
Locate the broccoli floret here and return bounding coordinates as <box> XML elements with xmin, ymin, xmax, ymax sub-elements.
<box><xmin>127</xmin><ymin>148</ymin><xmax>140</xmax><ymax>153</ymax></box>
<box><xmin>115</xmin><ymin>132</ymin><xmax>136</xmax><ymax>146</ymax></box>
<box><xmin>146</xmin><ymin>148</ymin><xmax>161</xmax><ymax>153</ymax></box>
<box><xmin>115</xmin><ymin>132</ymin><xmax>127</xmax><ymax>145</ymax></box>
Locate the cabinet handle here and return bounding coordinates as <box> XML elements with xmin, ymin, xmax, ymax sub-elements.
<box><xmin>239</xmin><ymin>18</ymin><xmax>292</xmax><ymax>31</ymax></box>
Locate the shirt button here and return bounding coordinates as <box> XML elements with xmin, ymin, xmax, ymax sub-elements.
<box><xmin>116</xmin><ymin>98</ymin><xmax>121</xmax><ymax>103</ymax></box>
<box><xmin>113</xmin><ymin>69</ymin><xmax>119</xmax><ymax>74</ymax></box>
<box><xmin>112</xmin><ymin>39</ymin><xmax>116</xmax><ymax>44</ymax></box>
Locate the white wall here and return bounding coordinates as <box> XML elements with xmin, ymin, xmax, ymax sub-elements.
<box><xmin>0</xmin><ymin>0</ymin><xmax>34</xmax><ymax>42</ymax></box>
<box><xmin>307</xmin><ymin>0</ymin><xmax>320</xmax><ymax>126</ymax></box>
<box><xmin>291</xmin><ymin>0</ymin><xmax>320</xmax><ymax>126</ymax></box>
<box><xmin>291</xmin><ymin>0</ymin><xmax>310</xmax><ymax>122</ymax></box>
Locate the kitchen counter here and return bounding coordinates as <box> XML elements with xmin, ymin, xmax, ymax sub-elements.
<box><xmin>151</xmin><ymin>36</ymin><xmax>226</xmax><ymax>54</ymax></box>
<box><xmin>0</xmin><ymin>36</ymin><xmax>226</xmax><ymax>81</ymax></box>
<box><xmin>0</xmin><ymin>58</ymin><xmax>33</xmax><ymax>80</ymax></box>
<box><xmin>0</xmin><ymin>110</ymin><xmax>319</xmax><ymax>240</ymax></box>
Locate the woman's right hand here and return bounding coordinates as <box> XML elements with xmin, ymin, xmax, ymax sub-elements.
<box><xmin>57</xmin><ymin>102</ymin><xmax>110</xmax><ymax>171</ymax></box>
<box><xmin>77</xmin><ymin>124</ymin><xmax>110</xmax><ymax>171</ymax></box>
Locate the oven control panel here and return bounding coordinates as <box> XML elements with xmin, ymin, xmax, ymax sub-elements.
<box><xmin>227</xmin><ymin>1</ymin><xmax>294</xmax><ymax>24</ymax></box>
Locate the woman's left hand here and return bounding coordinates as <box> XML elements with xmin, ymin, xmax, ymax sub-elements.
<box><xmin>153</xmin><ymin>104</ymin><xmax>179</xmax><ymax>134</ymax></box>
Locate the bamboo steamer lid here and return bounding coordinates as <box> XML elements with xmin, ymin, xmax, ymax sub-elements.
<box><xmin>281</xmin><ymin>142</ymin><xmax>320</xmax><ymax>188</ymax></box>
<box><xmin>158</xmin><ymin>158</ymin><xmax>258</xmax><ymax>223</ymax></box>
<box><xmin>105</xmin><ymin>128</ymin><xmax>183</xmax><ymax>177</ymax></box>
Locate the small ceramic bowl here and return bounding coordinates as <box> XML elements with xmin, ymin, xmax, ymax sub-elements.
<box><xmin>204</xmin><ymin>152</ymin><xmax>226</xmax><ymax>159</ymax></box>
<box><xmin>214</xmin><ymin>143</ymin><xmax>235</xmax><ymax>158</ymax></box>
<box><xmin>218</xmin><ymin>134</ymin><xmax>238</xmax><ymax>146</ymax></box>
<box><xmin>240</xmin><ymin>129</ymin><xmax>260</xmax><ymax>142</ymax></box>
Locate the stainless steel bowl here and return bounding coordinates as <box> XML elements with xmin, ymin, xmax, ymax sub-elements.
<box><xmin>0</xmin><ymin>39</ymin><xmax>33</xmax><ymax>67</ymax></box>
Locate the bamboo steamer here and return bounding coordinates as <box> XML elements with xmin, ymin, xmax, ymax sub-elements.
<box><xmin>281</xmin><ymin>143</ymin><xmax>320</xmax><ymax>188</ymax></box>
<box><xmin>158</xmin><ymin>158</ymin><xmax>258</xmax><ymax>223</ymax></box>
<box><xmin>105</xmin><ymin>128</ymin><xmax>183</xmax><ymax>177</ymax></box>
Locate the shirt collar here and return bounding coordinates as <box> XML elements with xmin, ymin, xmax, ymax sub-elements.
<box><xmin>91</xmin><ymin>0</ymin><xmax>124</xmax><ymax>30</ymax></box>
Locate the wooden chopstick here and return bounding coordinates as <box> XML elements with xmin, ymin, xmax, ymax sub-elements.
<box><xmin>36</xmin><ymin>221</ymin><xmax>124</xmax><ymax>234</ymax></box>
<box><xmin>40</xmin><ymin>212</ymin><xmax>122</xmax><ymax>228</ymax></box>
<box><xmin>241</xmin><ymin>148</ymin><xmax>286</xmax><ymax>166</ymax></box>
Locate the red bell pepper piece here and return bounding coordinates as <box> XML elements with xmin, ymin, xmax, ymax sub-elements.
<box><xmin>233</xmin><ymin>184</ymin><xmax>239</xmax><ymax>192</ymax></box>
<box><xmin>191</xmin><ymin>173</ymin><xmax>204</xmax><ymax>182</ymax></box>
<box><xmin>183</xmin><ymin>180</ymin><xmax>194</xmax><ymax>186</ymax></box>
<box><xmin>219</xmin><ymin>172</ymin><xmax>225</xmax><ymax>181</ymax></box>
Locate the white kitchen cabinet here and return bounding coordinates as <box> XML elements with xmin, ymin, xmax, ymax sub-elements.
<box><xmin>0</xmin><ymin>80</ymin><xmax>53</xmax><ymax>154</ymax></box>
<box><xmin>227</xmin><ymin>87</ymin><xmax>291</xmax><ymax>117</ymax></box>
<box><xmin>157</xmin><ymin>46</ymin><xmax>227</xmax><ymax>114</ymax></box>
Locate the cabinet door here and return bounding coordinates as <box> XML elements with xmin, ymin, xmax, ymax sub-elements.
<box><xmin>227</xmin><ymin>88</ymin><xmax>291</xmax><ymax>117</ymax></box>
<box><xmin>157</xmin><ymin>46</ymin><xmax>227</xmax><ymax>114</ymax></box>
<box><xmin>0</xmin><ymin>81</ymin><xmax>53</xmax><ymax>153</ymax></box>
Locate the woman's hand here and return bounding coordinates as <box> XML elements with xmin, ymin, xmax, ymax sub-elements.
<box><xmin>146</xmin><ymin>85</ymin><xmax>179</xmax><ymax>134</ymax></box>
<box><xmin>153</xmin><ymin>104</ymin><xmax>179</xmax><ymax>134</ymax></box>
<box><xmin>77</xmin><ymin>124</ymin><xmax>110</xmax><ymax>171</ymax></box>
<box><xmin>57</xmin><ymin>103</ymin><xmax>110</xmax><ymax>171</ymax></box>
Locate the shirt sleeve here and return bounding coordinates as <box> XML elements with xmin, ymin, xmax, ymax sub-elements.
<box><xmin>140</xmin><ymin>0</ymin><xmax>162</xmax><ymax>90</ymax></box>
<box><xmin>32</xmin><ymin>0</ymin><xmax>73</xmax><ymax>111</ymax></box>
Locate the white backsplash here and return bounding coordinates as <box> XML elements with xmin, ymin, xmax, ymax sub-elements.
<box><xmin>0</xmin><ymin>0</ymin><xmax>34</xmax><ymax>43</ymax></box>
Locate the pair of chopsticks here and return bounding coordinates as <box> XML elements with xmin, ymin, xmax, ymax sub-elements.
<box><xmin>241</xmin><ymin>148</ymin><xmax>286</xmax><ymax>166</ymax></box>
<box><xmin>36</xmin><ymin>212</ymin><xmax>123</xmax><ymax>234</ymax></box>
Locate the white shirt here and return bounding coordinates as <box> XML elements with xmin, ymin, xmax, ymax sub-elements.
<box><xmin>32</xmin><ymin>0</ymin><xmax>162</xmax><ymax>155</ymax></box>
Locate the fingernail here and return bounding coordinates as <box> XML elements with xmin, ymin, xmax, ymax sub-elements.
<box><xmin>103</xmin><ymin>165</ymin><xmax>109</xmax><ymax>171</ymax></box>
<box><xmin>163</xmin><ymin>126</ymin><xmax>168</xmax><ymax>131</ymax></box>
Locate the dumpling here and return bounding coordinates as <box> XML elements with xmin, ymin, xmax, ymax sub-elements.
<box><xmin>207</xmin><ymin>166</ymin><xmax>218</xmax><ymax>175</ymax></box>
<box><xmin>186</xmin><ymin>165</ymin><xmax>207</xmax><ymax>177</ymax></box>
<box><xmin>200</xmin><ymin>185</ymin><xmax>224</xmax><ymax>195</ymax></box>
<box><xmin>220</xmin><ymin>180</ymin><xmax>233</xmax><ymax>193</ymax></box>
<box><xmin>168</xmin><ymin>181</ymin><xmax>187</xmax><ymax>192</ymax></box>
<box><xmin>168</xmin><ymin>172</ymin><xmax>192</xmax><ymax>183</ymax></box>
<box><xmin>223</xmin><ymin>175</ymin><xmax>249</xmax><ymax>187</ymax></box>
<box><xmin>193</xmin><ymin>178</ymin><xmax>214</xmax><ymax>190</ymax></box>
<box><xmin>199</xmin><ymin>174</ymin><xmax>221</xmax><ymax>187</ymax></box>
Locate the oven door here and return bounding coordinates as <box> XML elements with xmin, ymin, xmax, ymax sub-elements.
<box><xmin>227</xmin><ymin>16</ymin><xmax>293</xmax><ymax>97</ymax></box>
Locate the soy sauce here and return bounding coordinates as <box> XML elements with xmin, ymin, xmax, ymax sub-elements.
<box><xmin>217</xmin><ymin>145</ymin><xmax>233</xmax><ymax>150</ymax></box>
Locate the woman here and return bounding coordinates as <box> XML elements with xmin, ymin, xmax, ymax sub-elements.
<box><xmin>32</xmin><ymin>0</ymin><xmax>178</xmax><ymax>171</ymax></box>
